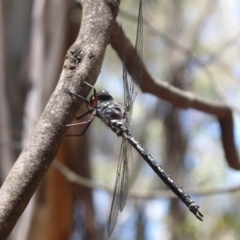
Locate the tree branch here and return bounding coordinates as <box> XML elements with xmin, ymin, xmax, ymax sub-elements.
<box><xmin>110</xmin><ymin>21</ymin><xmax>240</xmax><ymax>170</ymax></box>
<box><xmin>0</xmin><ymin>1</ymin><xmax>120</xmax><ymax>239</ymax></box>
<box><xmin>53</xmin><ymin>160</ymin><xmax>240</xmax><ymax>199</ymax></box>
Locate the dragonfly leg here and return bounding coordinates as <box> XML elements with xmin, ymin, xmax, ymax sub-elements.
<box><xmin>66</xmin><ymin>113</ymin><xmax>96</xmax><ymax>137</ymax></box>
<box><xmin>81</xmin><ymin>81</ymin><xmax>97</xmax><ymax>97</ymax></box>
<box><xmin>81</xmin><ymin>80</ymin><xmax>95</xmax><ymax>89</ymax></box>
<box><xmin>64</xmin><ymin>88</ymin><xmax>90</xmax><ymax>110</ymax></box>
<box><xmin>65</xmin><ymin>109</ymin><xmax>94</xmax><ymax>124</ymax></box>
<box><xmin>75</xmin><ymin>109</ymin><xmax>94</xmax><ymax>120</ymax></box>
<box><xmin>64</xmin><ymin>88</ymin><xmax>89</xmax><ymax>103</ymax></box>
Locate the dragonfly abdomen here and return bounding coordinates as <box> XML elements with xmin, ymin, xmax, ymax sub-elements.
<box><xmin>123</xmin><ymin>130</ymin><xmax>203</xmax><ymax>221</ymax></box>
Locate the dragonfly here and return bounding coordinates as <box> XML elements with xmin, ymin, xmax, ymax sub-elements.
<box><xmin>65</xmin><ymin>0</ymin><xmax>203</xmax><ymax>236</ymax></box>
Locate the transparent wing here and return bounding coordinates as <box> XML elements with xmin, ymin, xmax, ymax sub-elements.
<box><xmin>122</xmin><ymin>0</ymin><xmax>143</xmax><ymax>126</ymax></box>
<box><xmin>108</xmin><ymin>0</ymin><xmax>142</xmax><ymax>236</ymax></box>
<box><xmin>108</xmin><ymin>138</ymin><xmax>133</xmax><ymax>237</ymax></box>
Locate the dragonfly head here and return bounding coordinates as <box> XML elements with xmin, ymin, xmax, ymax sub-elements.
<box><xmin>89</xmin><ymin>90</ymin><xmax>113</xmax><ymax>107</ymax></box>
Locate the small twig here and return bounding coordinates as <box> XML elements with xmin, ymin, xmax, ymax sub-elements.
<box><xmin>53</xmin><ymin>160</ymin><xmax>240</xmax><ymax>199</ymax></box>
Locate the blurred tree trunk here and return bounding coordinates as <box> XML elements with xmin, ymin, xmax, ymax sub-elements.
<box><xmin>0</xmin><ymin>0</ymin><xmax>15</xmax><ymax>184</ymax></box>
<box><xmin>135</xmin><ymin>204</ymin><xmax>145</xmax><ymax>240</ymax></box>
<box><xmin>3</xmin><ymin>0</ymin><xmax>33</xmax><ymax>160</ymax></box>
<box><xmin>162</xmin><ymin>0</ymin><xmax>214</xmax><ymax>238</ymax></box>
<box><xmin>1</xmin><ymin>1</ymin><xmax>32</xmax><ymax>239</ymax></box>
<box><xmin>163</xmin><ymin>80</ymin><xmax>188</xmax><ymax>240</ymax></box>
<box><xmin>162</xmin><ymin>1</ymin><xmax>195</xmax><ymax>239</ymax></box>
<box><xmin>162</xmin><ymin>2</ymin><xmax>187</xmax><ymax>238</ymax></box>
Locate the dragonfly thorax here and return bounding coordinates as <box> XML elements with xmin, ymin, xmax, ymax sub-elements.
<box><xmin>95</xmin><ymin>97</ymin><xmax>127</xmax><ymax>136</ymax></box>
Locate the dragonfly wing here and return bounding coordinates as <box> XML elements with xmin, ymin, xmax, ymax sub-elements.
<box><xmin>108</xmin><ymin>0</ymin><xmax>142</xmax><ymax>236</ymax></box>
<box><xmin>108</xmin><ymin>138</ymin><xmax>132</xmax><ymax>236</ymax></box>
<box><xmin>122</xmin><ymin>0</ymin><xmax>143</xmax><ymax>125</ymax></box>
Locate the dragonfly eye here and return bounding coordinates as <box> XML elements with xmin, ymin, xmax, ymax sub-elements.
<box><xmin>96</xmin><ymin>91</ymin><xmax>113</xmax><ymax>102</ymax></box>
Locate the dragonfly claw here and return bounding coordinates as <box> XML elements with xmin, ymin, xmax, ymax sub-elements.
<box><xmin>189</xmin><ymin>203</ymin><xmax>204</xmax><ymax>221</ymax></box>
